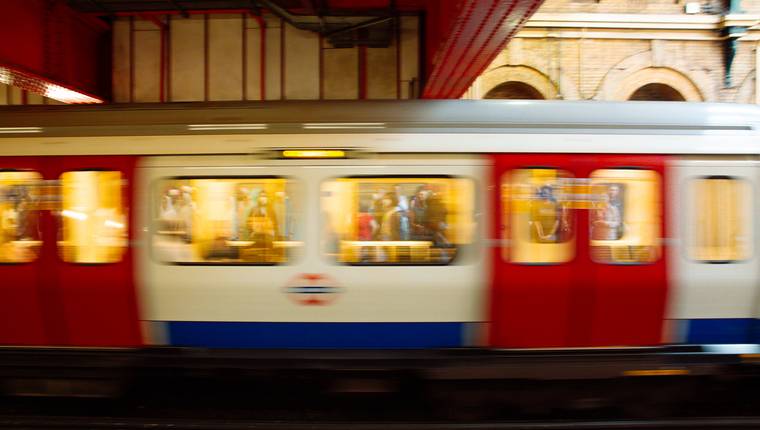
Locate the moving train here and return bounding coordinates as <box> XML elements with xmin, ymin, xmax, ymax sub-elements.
<box><xmin>0</xmin><ymin>100</ymin><xmax>758</xmax><ymax>352</ymax></box>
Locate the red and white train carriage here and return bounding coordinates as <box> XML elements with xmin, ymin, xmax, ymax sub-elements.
<box><xmin>0</xmin><ymin>100</ymin><xmax>757</xmax><ymax>354</ymax></box>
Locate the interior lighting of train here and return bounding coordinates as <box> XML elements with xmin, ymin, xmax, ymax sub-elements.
<box><xmin>61</xmin><ymin>209</ymin><xmax>88</xmax><ymax>221</ymax></box>
<box><xmin>281</xmin><ymin>149</ymin><xmax>347</xmax><ymax>158</ymax></box>
<box><xmin>104</xmin><ymin>220</ymin><xmax>125</xmax><ymax>229</ymax></box>
<box><xmin>0</xmin><ymin>127</ymin><xmax>43</xmax><ymax>134</ymax></box>
<box><xmin>187</xmin><ymin>124</ymin><xmax>269</xmax><ymax>131</ymax></box>
<box><xmin>302</xmin><ymin>123</ymin><xmax>386</xmax><ymax>129</ymax></box>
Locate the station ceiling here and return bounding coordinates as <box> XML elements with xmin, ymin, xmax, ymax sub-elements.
<box><xmin>0</xmin><ymin>0</ymin><xmax>543</xmax><ymax>102</ymax></box>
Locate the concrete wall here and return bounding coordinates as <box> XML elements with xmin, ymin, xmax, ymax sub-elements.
<box><xmin>111</xmin><ymin>13</ymin><xmax>421</xmax><ymax>103</ymax></box>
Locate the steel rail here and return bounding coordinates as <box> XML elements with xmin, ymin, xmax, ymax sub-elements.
<box><xmin>1</xmin><ymin>416</ymin><xmax>760</xmax><ymax>430</ymax></box>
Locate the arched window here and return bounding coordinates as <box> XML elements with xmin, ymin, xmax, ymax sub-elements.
<box><xmin>484</xmin><ymin>81</ymin><xmax>545</xmax><ymax>100</ymax></box>
<box><xmin>628</xmin><ymin>83</ymin><xmax>686</xmax><ymax>101</ymax></box>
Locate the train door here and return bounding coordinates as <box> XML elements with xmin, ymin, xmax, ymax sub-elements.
<box><xmin>667</xmin><ymin>158</ymin><xmax>759</xmax><ymax>343</ymax></box>
<box><xmin>490</xmin><ymin>154</ymin><xmax>580</xmax><ymax>347</ymax></box>
<box><xmin>491</xmin><ymin>154</ymin><xmax>668</xmax><ymax>348</ymax></box>
<box><xmin>0</xmin><ymin>157</ymin><xmax>47</xmax><ymax>345</ymax></box>
<box><xmin>578</xmin><ymin>155</ymin><xmax>668</xmax><ymax>346</ymax></box>
<box><xmin>51</xmin><ymin>156</ymin><xmax>142</xmax><ymax>346</ymax></box>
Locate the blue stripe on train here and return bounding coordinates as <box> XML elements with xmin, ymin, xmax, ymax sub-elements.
<box><xmin>166</xmin><ymin>321</ymin><xmax>465</xmax><ymax>349</ymax></box>
<box><xmin>685</xmin><ymin>318</ymin><xmax>759</xmax><ymax>344</ymax></box>
<box><xmin>166</xmin><ymin>319</ymin><xmax>760</xmax><ymax>348</ymax></box>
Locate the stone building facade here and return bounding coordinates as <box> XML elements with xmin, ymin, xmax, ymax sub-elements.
<box><xmin>466</xmin><ymin>0</ymin><xmax>760</xmax><ymax>102</ymax></box>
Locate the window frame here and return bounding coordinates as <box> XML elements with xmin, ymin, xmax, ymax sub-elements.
<box><xmin>320</xmin><ymin>174</ymin><xmax>478</xmax><ymax>267</ymax></box>
<box><xmin>150</xmin><ymin>175</ymin><xmax>301</xmax><ymax>266</ymax></box>
<box><xmin>0</xmin><ymin>169</ymin><xmax>43</xmax><ymax>265</ymax></box>
<box><xmin>687</xmin><ymin>174</ymin><xmax>752</xmax><ymax>264</ymax></box>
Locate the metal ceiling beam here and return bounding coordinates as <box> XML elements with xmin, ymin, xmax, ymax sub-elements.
<box><xmin>256</xmin><ymin>0</ymin><xmax>396</xmax><ymax>46</ymax></box>
<box><xmin>166</xmin><ymin>0</ymin><xmax>189</xmax><ymax>17</ymax></box>
<box><xmin>322</xmin><ymin>16</ymin><xmax>392</xmax><ymax>37</ymax></box>
<box><xmin>85</xmin><ymin>0</ymin><xmax>112</xmax><ymax>15</ymax></box>
<box><xmin>308</xmin><ymin>0</ymin><xmax>326</xmax><ymax>30</ymax></box>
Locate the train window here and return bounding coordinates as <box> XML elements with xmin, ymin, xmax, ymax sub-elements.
<box><xmin>152</xmin><ymin>178</ymin><xmax>299</xmax><ymax>265</ymax></box>
<box><xmin>0</xmin><ymin>171</ymin><xmax>42</xmax><ymax>263</ymax></box>
<box><xmin>689</xmin><ymin>177</ymin><xmax>751</xmax><ymax>262</ymax></box>
<box><xmin>321</xmin><ymin>177</ymin><xmax>475</xmax><ymax>265</ymax></box>
<box><xmin>589</xmin><ymin>169</ymin><xmax>660</xmax><ymax>264</ymax></box>
<box><xmin>59</xmin><ymin>171</ymin><xmax>128</xmax><ymax>264</ymax></box>
<box><xmin>507</xmin><ymin>169</ymin><xmax>575</xmax><ymax>264</ymax></box>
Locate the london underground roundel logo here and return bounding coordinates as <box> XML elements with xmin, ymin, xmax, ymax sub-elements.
<box><xmin>284</xmin><ymin>273</ymin><xmax>343</xmax><ymax>306</ymax></box>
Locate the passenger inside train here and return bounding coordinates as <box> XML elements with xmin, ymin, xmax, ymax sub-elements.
<box><xmin>0</xmin><ymin>172</ymin><xmax>40</xmax><ymax>263</ymax></box>
<box><xmin>321</xmin><ymin>177</ymin><xmax>474</xmax><ymax>265</ymax></box>
<box><xmin>591</xmin><ymin>183</ymin><xmax>625</xmax><ymax>241</ymax></box>
<box><xmin>530</xmin><ymin>184</ymin><xmax>571</xmax><ymax>243</ymax></box>
<box><xmin>153</xmin><ymin>178</ymin><xmax>298</xmax><ymax>264</ymax></box>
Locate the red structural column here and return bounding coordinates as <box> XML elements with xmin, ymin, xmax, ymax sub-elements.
<box><xmin>0</xmin><ymin>0</ymin><xmax>110</xmax><ymax>103</ymax></box>
<box><xmin>421</xmin><ymin>0</ymin><xmax>544</xmax><ymax>99</ymax></box>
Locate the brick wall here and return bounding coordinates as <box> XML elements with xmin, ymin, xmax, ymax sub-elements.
<box><xmin>538</xmin><ymin>0</ymin><xmax>689</xmax><ymax>15</ymax></box>
<box><xmin>468</xmin><ymin>0</ymin><xmax>760</xmax><ymax>103</ymax></box>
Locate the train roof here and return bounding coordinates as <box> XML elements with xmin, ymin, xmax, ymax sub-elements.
<box><xmin>0</xmin><ymin>100</ymin><xmax>759</xmax><ymax>137</ymax></box>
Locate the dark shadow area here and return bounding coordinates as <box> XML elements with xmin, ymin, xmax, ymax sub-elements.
<box><xmin>628</xmin><ymin>83</ymin><xmax>686</xmax><ymax>101</ymax></box>
<box><xmin>484</xmin><ymin>81</ymin><xmax>545</xmax><ymax>99</ymax></box>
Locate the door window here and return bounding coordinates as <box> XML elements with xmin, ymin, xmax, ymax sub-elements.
<box><xmin>0</xmin><ymin>171</ymin><xmax>42</xmax><ymax>263</ymax></box>
<box><xmin>589</xmin><ymin>169</ymin><xmax>661</xmax><ymax>264</ymax></box>
<box><xmin>507</xmin><ymin>169</ymin><xmax>575</xmax><ymax>264</ymax></box>
<box><xmin>59</xmin><ymin>171</ymin><xmax>128</xmax><ymax>263</ymax></box>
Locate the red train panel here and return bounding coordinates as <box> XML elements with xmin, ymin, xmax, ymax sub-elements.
<box><xmin>51</xmin><ymin>156</ymin><xmax>142</xmax><ymax>346</ymax></box>
<box><xmin>0</xmin><ymin>156</ymin><xmax>142</xmax><ymax>347</ymax></box>
<box><xmin>489</xmin><ymin>154</ymin><xmax>578</xmax><ymax>348</ymax></box>
<box><xmin>0</xmin><ymin>157</ymin><xmax>47</xmax><ymax>345</ymax></box>
<box><xmin>490</xmin><ymin>154</ymin><xmax>668</xmax><ymax>348</ymax></box>
<box><xmin>580</xmin><ymin>155</ymin><xmax>668</xmax><ymax>346</ymax></box>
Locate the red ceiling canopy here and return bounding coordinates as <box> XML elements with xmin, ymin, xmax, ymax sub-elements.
<box><xmin>422</xmin><ymin>0</ymin><xmax>543</xmax><ymax>98</ymax></box>
<box><xmin>0</xmin><ymin>0</ymin><xmax>108</xmax><ymax>103</ymax></box>
<box><xmin>0</xmin><ymin>0</ymin><xmax>542</xmax><ymax>102</ymax></box>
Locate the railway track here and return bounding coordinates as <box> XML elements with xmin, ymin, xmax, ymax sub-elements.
<box><xmin>1</xmin><ymin>417</ymin><xmax>760</xmax><ymax>430</ymax></box>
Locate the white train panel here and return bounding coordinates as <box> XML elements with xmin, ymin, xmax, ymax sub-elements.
<box><xmin>136</xmin><ymin>156</ymin><xmax>489</xmax><ymax>327</ymax></box>
<box><xmin>2</xmin><ymin>133</ymin><xmax>760</xmax><ymax>157</ymax></box>
<box><xmin>666</xmin><ymin>157</ymin><xmax>760</xmax><ymax>343</ymax></box>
